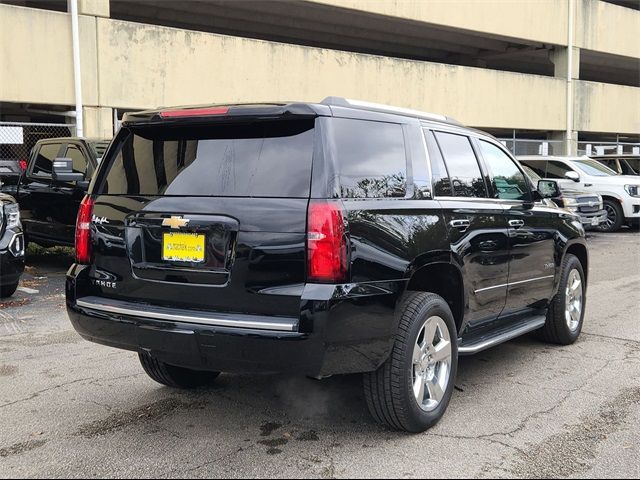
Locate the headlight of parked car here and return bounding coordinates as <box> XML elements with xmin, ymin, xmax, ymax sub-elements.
<box><xmin>625</xmin><ymin>185</ymin><xmax>640</xmax><ymax>197</ymax></box>
<box><xmin>3</xmin><ymin>203</ymin><xmax>21</xmax><ymax>229</ymax></box>
<box><xmin>562</xmin><ymin>197</ymin><xmax>579</xmax><ymax>211</ymax></box>
<box><xmin>596</xmin><ymin>194</ymin><xmax>603</xmax><ymax>210</ymax></box>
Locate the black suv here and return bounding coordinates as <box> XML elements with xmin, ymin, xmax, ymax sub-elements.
<box><xmin>17</xmin><ymin>137</ymin><xmax>110</xmax><ymax>248</ymax></box>
<box><xmin>65</xmin><ymin>98</ymin><xmax>588</xmax><ymax>432</ymax></box>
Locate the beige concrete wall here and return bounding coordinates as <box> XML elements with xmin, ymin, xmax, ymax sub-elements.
<box><xmin>307</xmin><ymin>0</ymin><xmax>569</xmax><ymax>46</ymax></box>
<box><xmin>1</xmin><ymin>5</ymin><xmax>638</xmax><ymax>136</ymax></box>
<box><xmin>576</xmin><ymin>0</ymin><xmax>640</xmax><ymax>59</ymax></box>
<box><xmin>311</xmin><ymin>0</ymin><xmax>640</xmax><ymax>59</ymax></box>
<box><xmin>0</xmin><ymin>5</ymin><xmax>98</xmax><ymax>106</ymax></box>
<box><xmin>95</xmin><ymin>18</ymin><xmax>566</xmax><ymax>131</ymax></box>
<box><xmin>575</xmin><ymin>81</ymin><xmax>640</xmax><ymax>134</ymax></box>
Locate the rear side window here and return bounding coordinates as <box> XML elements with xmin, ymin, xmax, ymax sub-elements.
<box><xmin>97</xmin><ymin>120</ymin><xmax>315</xmax><ymax>197</ymax></box>
<box><xmin>31</xmin><ymin>143</ymin><xmax>61</xmax><ymax>178</ymax></box>
<box><xmin>434</xmin><ymin>132</ymin><xmax>487</xmax><ymax>198</ymax></box>
<box><xmin>332</xmin><ymin>119</ymin><xmax>407</xmax><ymax>198</ymax></box>
<box><xmin>424</xmin><ymin>130</ymin><xmax>452</xmax><ymax>197</ymax></box>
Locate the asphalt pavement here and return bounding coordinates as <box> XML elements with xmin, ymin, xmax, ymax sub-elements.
<box><xmin>0</xmin><ymin>231</ymin><xmax>639</xmax><ymax>478</ymax></box>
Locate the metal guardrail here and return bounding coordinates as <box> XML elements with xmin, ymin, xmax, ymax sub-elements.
<box><xmin>498</xmin><ymin>139</ymin><xmax>564</xmax><ymax>156</ymax></box>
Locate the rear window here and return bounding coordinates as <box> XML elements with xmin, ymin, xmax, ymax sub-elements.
<box><xmin>331</xmin><ymin>118</ymin><xmax>407</xmax><ymax>198</ymax></box>
<box><xmin>97</xmin><ymin>120</ymin><xmax>315</xmax><ymax>197</ymax></box>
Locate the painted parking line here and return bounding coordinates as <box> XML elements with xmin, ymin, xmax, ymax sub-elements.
<box><xmin>17</xmin><ymin>287</ymin><xmax>40</xmax><ymax>295</ymax></box>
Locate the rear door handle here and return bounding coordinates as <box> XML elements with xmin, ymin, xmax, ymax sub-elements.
<box><xmin>509</xmin><ymin>219</ymin><xmax>525</xmax><ymax>229</ymax></box>
<box><xmin>450</xmin><ymin>219</ymin><xmax>471</xmax><ymax>232</ymax></box>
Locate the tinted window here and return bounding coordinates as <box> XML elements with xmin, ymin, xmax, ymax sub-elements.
<box><xmin>31</xmin><ymin>143</ymin><xmax>60</xmax><ymax>177</ymax></box>
<box><xmin>65</xmin><ymin>145</ymin><xmax>88</xmax><ymax>175</ymax></box>
<box><xmin>333</xmin><ymin>119</ymin><xmax>407</xmax><ymax>198</ymax></box>
<box><xmin>520</xmin><ymin>160</ymin><xmax>546</xmax><ymax>178</ymax></box>
<box><xmin>98</xmin><ymin>121</ymin><xmax>315</xmax><ymax>197</ymax></box>
<box><xmin>424</xmin><ymin>130</ymin><xmax>452</xmax><ymax>197</ymax></box>
<box><xmin>435</xmin><ymin>132</ymin><xmax>487</xmax><ymax>197</ymax></box>
<box><xmin>479</xmin><ymin>140</ymin><xmax>530</xmax><ymax>201</ymax></box>
<box><xmin>545</xmin><ymin>160</ymin><xmax>573</xmax><ymax>179</ymax></box>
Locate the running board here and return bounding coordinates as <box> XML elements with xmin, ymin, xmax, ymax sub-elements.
<box><xmin>458</xmin><ymin>315</ymin><xmax>546</xmax><ymax>355</ymax></box>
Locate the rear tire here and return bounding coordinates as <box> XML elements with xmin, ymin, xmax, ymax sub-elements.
<box><xmin>538</xmin><ymin>254</ymin><xmax>586</xmax><ymax>345</ymax></box>
<box><xmin>363</xmin><ymin>292</ymin><xmax>458</xmax><ymax>432</ymax></box>
<box><xmin>599</xmin><ymin>199</ymin><xmax>623</xmax><ymax>232</ymax></box>
<box><xmin>138</xmin><ymin>352</ymin><xmax>220</xmax><ymax>389</ymax></box>
<box><xmin>0</xmin><ymin>281</ymin><xmax>19</xmax><ymax>298</ymax></box>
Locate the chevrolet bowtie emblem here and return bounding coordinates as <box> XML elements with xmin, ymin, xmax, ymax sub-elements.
<box><xmin>162</xmin><ymin>216</ymin><xmax>190</xmax><ymax>229</ymax></box>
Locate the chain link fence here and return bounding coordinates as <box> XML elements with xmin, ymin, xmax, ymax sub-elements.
<box><xmin>498</xmin><ymin>138</ymin><xmax>565</xmax><ymax>156</ymax></box>
<box><xmin>0</xmin><ymin>121</ymin><xmax>76</xmax><ymax>163</ymax></box>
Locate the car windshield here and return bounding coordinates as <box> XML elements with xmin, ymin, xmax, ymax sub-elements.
<box><xmin>573</xmin><ymin>159</ymin><xmax>617</xmax><ymax>176</ymax></box>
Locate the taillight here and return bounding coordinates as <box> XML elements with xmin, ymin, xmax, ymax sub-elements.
<box><xmin>18</xmin><ymin>159</ymin><xmax>27</xmax><ymax>171</ymax></box>
<box><xmin>75</xmin><ymin>196</ymin><xmax>94</xmax><ymax>264</ymax></box>
<box><xmin>307</xmin><ymin>201</ymin><xmax>348</xmax><ymax>283</ymax></box>
<box><xmin>159</xmin><ymin>107</ymin><xmax>229</xmax><ymax>118</ymax></box>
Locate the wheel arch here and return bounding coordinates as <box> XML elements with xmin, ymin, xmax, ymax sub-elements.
<box><xmin>564</xmin><ymin>240</ymin><xmax>589</xmax><ymax>282</ymax></box>
<box><xmin>404</xmin><ymin>260</ymin><xmax>466</xmax><ymax>334</ymax></box>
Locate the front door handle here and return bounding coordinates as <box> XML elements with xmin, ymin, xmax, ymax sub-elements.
<box><xmin>450</xmin><ymin>219</ymin><xmax>471</xmax><ymax>232</ymax></box>
<box><xmin>509</xmin><ymin>219</ymin><xmax>525</xmax><ymax>229</ymax></box>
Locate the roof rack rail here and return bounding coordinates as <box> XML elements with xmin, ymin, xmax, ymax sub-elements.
<box><xmin>320</xmin><ymin>97</ymin><xmax>461</xmax><ymax>125</ymax></box>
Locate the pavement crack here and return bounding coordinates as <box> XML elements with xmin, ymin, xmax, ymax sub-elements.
<box><xmin>0</xmin><ymin>377</ymin><xmax>92</xmax><ymax>410</ymax></box>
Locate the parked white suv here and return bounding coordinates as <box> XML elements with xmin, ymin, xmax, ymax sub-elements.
<box><xmin>518</xmin><ymin>156</ymin><xmax>640</xmax><ymax>232</ymax></box>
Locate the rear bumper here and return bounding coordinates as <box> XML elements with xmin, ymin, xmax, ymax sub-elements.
<box><xmin>66</xmin><ymin>265</ymin><xmax>404</xmax><ymax>377</ymax></box>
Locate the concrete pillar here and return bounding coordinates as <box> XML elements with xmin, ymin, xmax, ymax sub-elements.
<box><xmin>77</xmin><ymin>0</ymin><xmax>110</xmax><ymax>17</ymax></box>
<box><xmin>550</xmin><ymin>46</ymin><xmax>581</xmax><ymax>156</ymax></box>
<box><xmin>550</xmin><ymin>47</ymin><xmax>580</xmax><ymax>80</ymax></box>
<box><xmin>550</xmin><ymin>131</ymin><xmax>578</xmax><ymax>156</ymax></box>
<box><xmin>83</xmin><ymin>106</ymin><xmax>114</xmax><ymax>139</ymax></box>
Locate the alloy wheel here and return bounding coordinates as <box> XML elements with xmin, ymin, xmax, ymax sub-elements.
<box><xmin>412</xmin><ymin>315</ymin><xmax>452</xmax><ymax>412</ymax></box>
<box><xmin>565</xmin><ymin>269</ymin><xmax>583</xmax><ymax>332</ymax></box>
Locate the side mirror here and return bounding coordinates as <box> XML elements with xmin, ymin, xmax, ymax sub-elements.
<box><xmin>564</xmin><ymin>171</ymin><xmax>580</xmax><ymax>182</ymax></box>
<box><xmin>52</xmin><ymin>157</ymin><xmax>85</xmax><ymax>184</ymax></box>
<box><xmin>537</xmin><ymin>179</ymin><xmax>560</xmax><ymax>199</ymax></box>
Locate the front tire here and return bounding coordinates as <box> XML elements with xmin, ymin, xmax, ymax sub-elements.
<box><xmin>600</xmin><ymin>199</ymin><xmax>623</xmax><ymax>232</ymax></box>
<box><xmin>539</xmin><ymin>254</ymin><xmax>586</xmax><ymax>345</ymax></box>
<box><xmin>138</xmin><ymin>352</ymin><xmax>220</xmax><ymax>389</ymax></box>
<box><xmin>363</xmin><ymin>292</ymin><xmax>458</xmax><ymax>432</ymax></box>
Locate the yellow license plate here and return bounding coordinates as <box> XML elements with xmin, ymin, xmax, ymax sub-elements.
<box><xmin>162</xmin><ymin>232</ymin><xmax>206</xmax><ymax>263</ymax></box>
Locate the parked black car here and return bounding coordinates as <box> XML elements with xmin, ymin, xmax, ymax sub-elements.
<box><xmin>65</xmin><ymin>98</ymin><xmax>588</xmax><ymax>432</ymax></box>
<box><xmin>521</xmin><ymin>165</ymin><xmax>606</xmax><ymax>229</ymax></box>
<box><xmin>17</xmin><ymin>137</ymin><xmax>109</xmax><ymax>249</ymax></box>
<box><xmin>0</xmin><ymin>192</ymin><xmax>25</xmax><ymax>297</ymax></box>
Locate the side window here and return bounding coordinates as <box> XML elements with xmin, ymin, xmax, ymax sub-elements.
<box><xmin>424</xmin><ymin>130</ymin><xmax>452</xmax><ymax>197</ymax></box>
<box><xmin>545</xmin><ymin>160</ymin><xmax>573</xmax><ymax>179</ymax></box>
<box><xmin>434</xmin><ymin>131</ymin><xmax>487</xmax><ymax>198</ymax></box>
<box><xmin>520</xmin><ymin>160</ymin><xmax>546</xmax><ymax>178</ymax></box>
<box><xmin>478</xmin><ymin>140</ymin><xmax>530</xmax><ymax>201</ymax></box>
<box><xmin>333</xmin><ymin>118</ymin><xmax>407</xmax><ymax>198</ymax></box>
<box><xmin>31</xmin><ymin>143</ymin><xmax>62</xmax><ymax>178</ymax></box>
<box><xmin>65</xmin><ymin>145</ymin><xmax>88</xmax><ymax>176</ymax></box>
